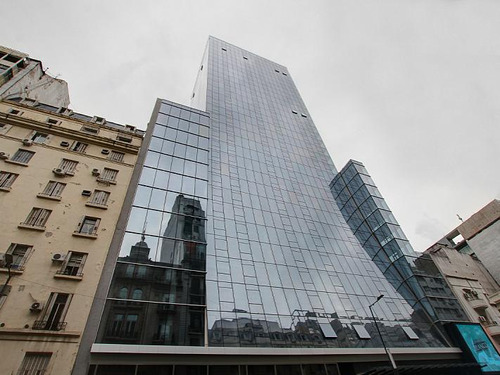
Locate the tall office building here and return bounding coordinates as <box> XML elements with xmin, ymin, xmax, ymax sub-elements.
<box><xmin>75</xmin><ymin>37</ymin><xmax>481</xmax><ymax>375</ymax></box>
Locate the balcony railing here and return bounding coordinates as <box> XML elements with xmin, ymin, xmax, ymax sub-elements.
<box><xmin>32</xmin><ymin>320</ymin><xmax>67</xmax><ymax>331</ymax></box>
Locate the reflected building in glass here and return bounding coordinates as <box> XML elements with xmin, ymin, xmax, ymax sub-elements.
<box><xmin>75</xmin><ymin>37</ymin><xmax>477</xmax><ymax>375</ymax></box>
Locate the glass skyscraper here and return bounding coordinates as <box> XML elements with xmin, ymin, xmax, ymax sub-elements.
<box><xmin>76</xmin><ymin>37</ymin><xmax>476</xmax><ymax>375</ymax></box>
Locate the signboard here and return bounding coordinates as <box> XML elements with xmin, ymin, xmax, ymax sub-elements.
<box><xmin>455</xmin><ymin>323</ymin><xmax>500</xmax><ymax>373</ymax></box>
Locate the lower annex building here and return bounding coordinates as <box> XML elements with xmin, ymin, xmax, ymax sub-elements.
<box><xmin>71</xmin><ymin>38</ymin><xmax>497</xmax><ymax>375</ymax></box>
<box><xmin>0</xmin><ymin>96</ymin><xmax>143</xmax><ymax>374</ymax></box>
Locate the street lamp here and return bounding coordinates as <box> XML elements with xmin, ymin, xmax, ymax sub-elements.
<box><xmin>0</xmin><ymin>253</ymin><xmax>14</xmax><ymax>298</ymax></box>
<box><xmin>369</xmin><ymin>294</ymin><xmax>398</xmax><ymax>374</ymax></box>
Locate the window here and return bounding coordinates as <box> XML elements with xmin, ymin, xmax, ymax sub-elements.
<box><xmin>119</xmin><ymin>287</ymin><xmax>128</xmax><ymax>299</ymax></box>
<box><xmin>16</xmin><ymin>352</ymin><xmax>52</xmax><ymax>375</ymax></box>
<box><xmin>87</xmin><ymin>190</ymin><xmax>110</xmax><ymax>207</ymax></box>
<box><xmin>57</xmin><ymin>159</ymin><xmax>78</xmax><ymax>175</ymax></box>
<box><xmin>91</xmin><ymin>116</ymin><xmax>106</xmax><ymax>125</ymax></box>
<box><xmin>81</xmin><ymin>126</ymin><xmax>99</xmax><ymax>134</ymax></box>
<box><xmin>8</xmin><ymin>108</ymin><xmax>23</xmax><ymax>116</ymax></box>
<box><xmin>0</xmin><ymin>285</ymin><xmax>11</xmax><ymax>309</ymax></box>
<box><xmin>33</xmin><ymin>292</ymin><xmax>71</xmax><ymax>331</ymax></box>
<box><xmin>132</xmin><ymin>289</ymin><xmax>143</xmax><ymax>300</ymax></box>
<box><xmin>70</xmin><ymin>141</ymin><xmax>88</xmax><ymax>153</ymax></box>
<box><xmin>31</xmin><ymin>132</ymin><xmax>49</xmax><ymax>144</ymax></box>
<box><xmin>57</xmin><ymin>251</ymin><xmax>87</xmax><ymax>277</ymax></box>
<box><xmin>99</xmin><ymin>168</ymin><xmax>118</xmax><ymax>183</ymax></box>
<box><xmin>21</xmin><ymin>208</ymin><xmax>51</xmax><ymax>229</ymax></box>
<box><xmin>0</xmin><ymin>171</ymin><xmax>18</xmax><ymax>190</ymax></box>
<box><xmin>109</xmin><ymin>151</ymin><xmax>125</xmax><ymax>162</ymax></box>
<box><xmin>5</xmin><ymin>243</ymin><xmax>32</xmax><ymax>270</ymax></box>
<box><xmin>46</xmin><ymin>118</ymin><xmax>60</xmax><ymax>125</ymax></box>
<box><xmin>75</xmin><ymin>216</ymin><xmax>100</xmax><ymax>236</ymax></box>
<box><xmin>9</xmin><ymin>149</ymin><xmax>34</xmax><ymax>165</ymax></box>
<box><xmin>116</xmin><ymin>135</ymin><xmax>132</xmax><ymax>143</ymax></box>
<box><xmin>39</xmin><ymin>181</ymin><xmax>65</xmax><ymax>199</ymax></box>
<box><xmin>109</xmin><ymin>313</ymin><xmax>138</xmax><ymax>338</ymax></box>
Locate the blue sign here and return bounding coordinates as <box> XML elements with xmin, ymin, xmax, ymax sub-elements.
<box><xmin>456</xmin><ymin>323</ymin><xmax>500</xmax><ymax>372</ymax></box>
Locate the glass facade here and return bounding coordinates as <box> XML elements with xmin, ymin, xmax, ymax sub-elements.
<box><xmin>96</xmin><ymin>37</ymin><xmax>450</xmax><ymax>352</ymax></box>
<box><xmin>96</xmin><ymin>101</ymin><xmax>210</xmax><ymax>346</ymax></box>
<box><xmin>330</xmin><ymin>160</ymin><xmax>467</xmax><ymax>329</ymax></box>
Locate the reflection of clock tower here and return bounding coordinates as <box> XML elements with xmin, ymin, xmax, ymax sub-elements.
<box><xmin>160</xmin><ymin>195</ymin><xmax>206</xmax><ymax>266</ymax></box>
<box><xmin>129</xmin><ymin>233</ymin><xmax>150</xmax><ymax>262</ymax></box>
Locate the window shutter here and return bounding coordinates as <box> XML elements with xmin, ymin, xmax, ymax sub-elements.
<box><xmin>93</xmin><ymin>219</ymin><xmax>101</xmax><ymax>234</ymax></box>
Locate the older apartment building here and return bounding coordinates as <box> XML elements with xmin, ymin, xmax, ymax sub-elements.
<box><xmin>0</xmin><ymin>45</ymin><xmax>69</xmax><ymax>107</ymax></box>
<box><xmin>0</xmin><ymin>97</ymin><xmax>143</xmax><ymax>375</ymax></box>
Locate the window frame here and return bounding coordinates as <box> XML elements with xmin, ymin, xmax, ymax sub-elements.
<box><xmin>16</xmin><ymin>352</ymin><xmax>52</xmax><ymax>375</ymax></box>
<box><xmin>0</xmin><ymin>171</ymin><xmax>18</xmax><ymax>190</ymax></box>
<box><xmin>86</xmin><ymin>190</ymin><xmax>110</xmax><ymax>208</ymax></box>
<box><xmin>70</xmin><ymin>141</ymin><xmax>88</xmax><ymax>154</ymax></box>
<box><xmin>7</xmin><ymin>149</ymin><xmax>35</xmax><ymax>165</ymax></box>
<box><xmin>33</xmin><ymin>292</ymin><xmax>72</xmax><ymax>331</ymax></box>
<box><xmin>57</xmin><ymin>158</ymin><xmax>78</xmax><ymax>176</ymax></box>
<box><xmin>73</xmin><ymin>216</ymin><xmax>101</xmax><ymax>238</ymax></box>
<box><xmin>56</xmin><ymin>251</ymin><xmax>87</xmax><ymax>278</ymax></box>
<box><xmin>19</xmin><ymin>207</ymin><xmax>51</xmax><ymax>230</ymax></box>
<box><xmin>97</xmin><ymin>168</ymin><xmax>118</xmax><ymax>184</ymax></box>
<box><xmin>5</xmin><ymin>243</ymin><xmax>32</xmax><ymax>271</ymax></box>
<box><xmin>109</xmin><ymin>151</ymin><xmax>125</xmax><ymax>162</ymax></box>
<box><xmin>38</xmin><ymin>180</ymin><xmax>66</xmax><ymax>200</ymax></box>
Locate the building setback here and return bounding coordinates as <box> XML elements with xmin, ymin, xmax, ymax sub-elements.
<box><xmin>74</xmin><ymin>37</ymin><xmax>483</xmax><ymax>375</ymax></box>
<box><xmin>0</xmin><ymin>45</ymin><xmax>70</xmax><ymax>107</ymax></box>
<box><xmin>437</xmin><ymin>199</ymin><xmax>500</xmax><ymax>285</ymax></box>
<box><xmin>330</xmin><ymin>160</ymin><xmax>468</xmax><ymax>329</ymax></box>
<box><xmin>0</xmin><ymin>97</ymin><xmax>143</xmax><ymax>375</ymax></box>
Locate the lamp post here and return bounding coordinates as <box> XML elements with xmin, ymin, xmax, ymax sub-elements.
<box><xmin>0</xmin><ymin>253</ymin><xmax>14</xmax><ymax>297</ymax></box>
<box><xmin>369</xmin><ymin>294</ymin><xmax>398</xmax><ymax>374</ymax></box>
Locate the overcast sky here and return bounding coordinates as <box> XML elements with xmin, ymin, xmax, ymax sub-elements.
<box><xmin>2</xmin><ymin>0</ymin><xmax>499</xmax><ymax>252</ymax></box>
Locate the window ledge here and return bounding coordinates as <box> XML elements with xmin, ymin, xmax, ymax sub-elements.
<box><xmin>72</xmin><ymin>232</ymin><xmax>98</xmax><ymax>239</ymax></box>
<box><xmin>18</xmin><ymin>224</ymin><xmax>46</xmax><ymax>231</ymax></box>
<box><xmin>37</xmin><ymin>193</ymin><xmax>62</xmax><ymax>201</ymax></box>
<box><xmin>0</xmin><ymin>267</ymin><xmax>23</xmax><ymax>275</ymax></box>
<box><xmin>96</xmin><ymin>178</ymin><xmax>117</xmax><ymax>185</ymax></box>
<box><xmin>0</xmin><ymin>187</ymin><xmax>11</xmax><ymax>192</ymax></box>
<box><xmin>5</xmin><ymin>160</ymin><xmax>29</xmax><ymax>167</ymax></box>
<box><xmin>85</xmin><ymin>202</ymin><xmax>108</xmax><ymax>209</ymax></box>
<box><xmin>54</xmin><ymin>274</ymin><xmax>83</xmax><ymax>281</ymax></box>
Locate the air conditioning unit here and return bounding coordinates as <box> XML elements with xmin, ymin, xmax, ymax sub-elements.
<box><xmin>60</xmin><ymin>141</ymin><xmax>70</xmax><ymax>147</ymax></box>
<box><xmin>22</xmin><ymin>139</ymin><xmax>33</xmax><ymax>146</ymax></box>
<box><xmin>101</xmin><ymin>149</ymin><xmax>110</xmax><ymax>155</ymax></box>
<box><xmin>0</xmin><ymin>152</ymin><xmax>9</xmax><ymax>160</ymax></box>
<box><xmin>30</xmin><ymin>302</ymin><xmax>43</xmax><ymax>312</ymax></box>
<box><xmin>479</xmin><ymin>316</ymin><xmax>487</xmax><ymax>322</ymax></box>
<box><xmin>81</xmin><ymin>190</ymin><xmax>92</xmax><ymax>197</ymax></box>
<box><xmin>52</xmin><ymin>168</ymin><xmax>66</xmax><ymax>176</ymax></box>
<box><xmin>92</xmin><ymin>168</ymin><xmax>100</xmax><ymax>176</ymax></box>
<box><xmin>51</xmin><ymin>253</ymin><xmax>65</xmax><ymax>262</ymax></box>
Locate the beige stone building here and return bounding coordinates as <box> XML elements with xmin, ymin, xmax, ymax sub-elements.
<box><xmin>426</xmin><ymin>240</ymin><xmax>500</xmax><ymax>349</ymax></box>
<box><xmin>0</xmin><ymin>98</ymin><xmax>143</xmax><ymax>375</ymax></box>
<box><xmin>0</xmin><ymin>45</ymin><xmax>70</xmax><ymax>107</ymax></box>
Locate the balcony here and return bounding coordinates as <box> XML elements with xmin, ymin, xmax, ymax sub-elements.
<box><xmin>468</xmin><ymin>297</ymin><xmax>488</xmax><ymax>310</ymax></box>
<box><xmin>32</xmin><ymin>320</ymin><xmax>67</xmax><ymax>331</ymax></box>
<box><xmin>485</xmin><ymin>323</ymin><xmax>500</xmax><ymax>337</ymax></box>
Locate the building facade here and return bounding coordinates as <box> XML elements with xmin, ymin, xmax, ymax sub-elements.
<box><xmin>0</xmin><ymin>98</ymin><xmax>143</xmax><ymax>375</ymax></box>
<box><xmin>74</xmin><ymin>38</ymin><xmax>481</xmax><ymax>375</ymax></box>
<box><xmin>330</xmin><ymin>160</ymin><xmax>467</xmax><ymax>330</ymax></box>
<box><xmin>426</xmin><ymin>244</ymin><xmax>500</xmax><ymax>349</ymax></box>
<box><xmin>437</xmin><ymin>200</ymin><xmax>500</xmax><ymax>285</ymax></box>
<box><xmin>0</xmin><ymin>45</ymin><xmax>70</xmax><ymax>107</ymax></box>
